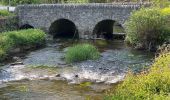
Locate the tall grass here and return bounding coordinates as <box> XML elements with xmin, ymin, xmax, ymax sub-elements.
<box><xmin>65</xmin><ymin>44</ymin><xmax>100</xmax><ymax>63</ymax></box>
<box><xmin>0</xmin><ymin>29</ymin><xmax>46</xmax><ymax>61</ymax></box>
<box><xmin>7</xmin><ymin>29</ymin><xmax>46</xmax><ymax>47</ymax></box>
<box><xmin>105</xmin><ymin>50</ymin><xmax>170</xmax><ymax>100</ymax></box>
<box><xmin>0</xmin><ymin>35</ymin><xmax>14</xmax><ymax>51</ymax></box>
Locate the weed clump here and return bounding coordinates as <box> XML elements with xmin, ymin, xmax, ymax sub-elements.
<box><xmin>65</xmin><ymin>44</ymin><xmax>100</xmax><ymax>63</ymax></box>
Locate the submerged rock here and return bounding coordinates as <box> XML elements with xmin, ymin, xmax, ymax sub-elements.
<box><xmin>75</xmin><ymin>74</ymin><xmax>79</xmax><ymax>78</ymax></box>
<box><xmin>55</xmin><ymin>74</ymin><xmax>61</xmax><ymax>77</ymax></box>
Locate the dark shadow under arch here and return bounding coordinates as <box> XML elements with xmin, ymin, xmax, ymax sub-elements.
<box><xmin>93</xmin><ymin>20</ymin><xmax>125</xmax><ymax>40</ymax></box>
<box><xmin>49</xmin><ymin>19</ymin><xmax>79</xmax><ymax>39</ymax></box>
<box><xmin>20</xmin><ymin>24</ymin><xmax>34</xmax><ymax>29</ymax></box>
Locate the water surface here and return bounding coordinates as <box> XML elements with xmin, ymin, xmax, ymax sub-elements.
<box><xmin>0</xmin><ymin>39</ymin><xmax>154</xmax><ymax>100</ymax></box>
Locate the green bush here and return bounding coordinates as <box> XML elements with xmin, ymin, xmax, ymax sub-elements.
<box><xmin>151</xmin><ymin>0</ymin><xmax>170</xmax><ymax>7</ymax></box>
<box><xmin>105</xmin><ymin>52</ymin><xmax>170</xmax><ymax>100</ymax></box>
<box><xmin>0</xmin><ymin>49</ymin><xmax>6</xmax><ymax>61</ymax></box>
<box><xmin>125</xmin><ymin>8</ymin><xmax>170</xmax><ymax>51</ymax></box>
<box><xmin>7</xmin><ymin>29</ymin><xmax>46</xmax><ymax>47</ymax></box>
<box><xmin>0</xmin><ymin>35</ymin><xmax>14</xmax><ymax>51</ymax></box>
<box><xmin>65</xmin><ymin>44</ymin><xmax>100</xmax><ymax>63</ymax></box>
<box><xmin>0</xmin><ymin>29</ymin><xmax>46</xmax><ymax>61</ymax></box>
<box><xmin>0</xmin><ymin>10</ymin><xmax>13</xmax><ymax>17</ymax></box>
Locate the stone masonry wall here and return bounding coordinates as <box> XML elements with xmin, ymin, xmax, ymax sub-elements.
<box><xmin>16</xmin><ymin>3</ymin><xmax>142</xmax><ymax>38</ymax></box>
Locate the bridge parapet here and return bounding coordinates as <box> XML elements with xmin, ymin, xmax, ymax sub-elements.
<box><xmin>16</xmin><ymin>3</ymin><xmax>149</xmax><ymax>9</ymax></box>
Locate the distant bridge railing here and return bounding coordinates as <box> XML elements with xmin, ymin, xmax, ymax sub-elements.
<box><xmin>0</xmin><ymin>6</ymin><xmax>15</xmax><ymax>12</ymax></box>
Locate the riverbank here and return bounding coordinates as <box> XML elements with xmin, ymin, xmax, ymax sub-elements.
<box><xmin>105</xmin><ymin>46</ymin><xmax>170</xmax><ymax>100</ymax></box>
<box><xmin>0</xmin><ymin>29</ymin><xmax>46</xmax><ymax>62</ymax></box>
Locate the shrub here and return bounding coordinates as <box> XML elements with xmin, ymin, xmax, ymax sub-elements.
<box><xmin>125</xmin><ymin>8</ymin><xmax>170</xmax><ymax>51</ymax></box>
<box><xmin>65</xmin><ymin>44</ymin><xmax>100</xmax><ymax>63</ymax></box>
<box><xmin>0</xmin><ymin>49</ymin><xmax>6</xmax><ymax>61</ymax></box>
<box><xmin>161</xmin><ymin>7</ymin><xmax>170</xmax><ymax>37</ymax></box>
<box><xmin>0</xmin><ymin>34</ymin><xmax>13</xmax><ymax>61</ymax></box>
<box><xmin>161</xmin><ymin>7</ymin><xmax>170</xmax><ymax>15</ymax></box>
<box><xmin>7</xmin><ymin>29</ymin><xmax>46</xmax><ymax>47</ymax></box>
<box><xmin>0</xmin><ymin>29</ymin><xmax>46</xmax><ymax>61</ymax></box>
<box><xmin>151</xmin><ymin>0</ymin><xmax>170</xmax><ymax>8</ymax></box>
<box><xmin>105</xmin><ymin>52</ymin><xmax>170</xmax><ymax>100</ymax></box>
<box><xmin>0</xmin><ymin>10</ymin><xmax>13</xmax><ymax>17</ymax></box>
<box><xmin>0</xmin><ymin>35</ymin><xmax>14</xmax><ymax>51</ymax></box>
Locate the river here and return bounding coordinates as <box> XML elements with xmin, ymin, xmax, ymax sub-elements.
<box><xmin>0</xmin><ymin>38</ymin><xmax>154</xmax><ymax>100</ymax></box>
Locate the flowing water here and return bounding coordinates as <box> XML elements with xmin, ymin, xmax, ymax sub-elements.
<box><xmin>0</xmin><ymin>38</ymin><xmax>154</xmax><ymax>100</ymax></box>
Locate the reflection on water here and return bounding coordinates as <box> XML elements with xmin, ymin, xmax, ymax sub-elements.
<box><xmin>0</xmin><ymin>39</ymin><xmax>154</xmax><ymax>100</ymax></box>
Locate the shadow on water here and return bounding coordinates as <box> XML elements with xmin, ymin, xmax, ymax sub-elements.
<box><xmin>0</xmin><ymin>38</ymin><xmax>154</xmax><ymax>100</ymax></box>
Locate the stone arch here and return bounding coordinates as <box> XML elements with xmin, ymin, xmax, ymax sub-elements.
<box><xmin>20</xmin><ymin>24</ymin><xmax>34</xmax><ymax>29</ymax></box>
<box><xmin>93</xmin><ymin>19</ymin><xmax>125</xmax><ymax>40</ymax></box>
<box><xmin>49</xmin><ymin>18</ymin><xmax>79</xmax><ymax>38</ymax></box>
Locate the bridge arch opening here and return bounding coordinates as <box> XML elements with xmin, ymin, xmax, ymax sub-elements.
<box><xmin>93</xmin><ymin>20</ymin><xmax>125</xmax><ymax>40</ymax></box>
<box><xmin>49</xmin><ymin>19</ymin><xmax>79</xmax><ymax>39</ymax></box>
<box><xmin>20</xmin><ymin>24</ymin><xmax>34</xmax><ymax>29</ymax></box>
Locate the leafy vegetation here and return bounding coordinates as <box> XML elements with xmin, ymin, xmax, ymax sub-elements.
<box><xmin>161</xmin><ymin>7</ymin><xmax>170</xmax><ymax>15</ymax></box>
<box><xmin>151</xmin><ymin>0</ymin><xmax>170</xmax><ymax>8</ymax></box>
<box><xmin>0</xmin><ymin>29</ymin><xmax>46</xmax><ymax>61</ymax></box>
<box><xmin>65</xmin><ymin>44</ymin><xmax>100</xmax><ymax>63</ymax></box>
<box><xmin>105</xmin><ymin>47</ymin><xmax>170</xmax><ymax>100</ymax></box>
<box><xmin>7</xmin><ymin>29</ymin><xmax>46</xmax><ymax>47</ymax></box>
<box><xmin>0</xmin><ymin>10</ymin><xmax>13</xmax><ymax>18</ymax></box>
<box><xmin>125</xmin><ymin>7</ymin><xmax>170</xmax><ymax>51</ymax></box>
<box><xmin>0</xmin><ymin>49</ymin><xmax>6</xmax><ymax>61</ymax></box>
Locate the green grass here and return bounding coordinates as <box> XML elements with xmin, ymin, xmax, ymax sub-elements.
<box><xmin>0</xmin><ymin>29</ymin><xmax>46</xmax><ymax>61</ymax></box>
<box><xmin>0</xmin><ymin>34</ymin><xmax>14</xmax><ymax>51</ymax></box>
<box><xmin>0</xmin><ymin>10</ymin><xmax>13</xmax><ymax>17</ymax></box>
<box><xmin>65</xmin><ymin>44</ymin><xmax>100</xmax><ymax>63</ymax></box>
<box><xmin>105</xmin><ymin>51</ymin><xmax>170</xmax><ymax>100</ymax></box>
<box><xmin>7</xmin><ymin>29</ymin><xmax>46</xmax><ymax>47</ymax></box>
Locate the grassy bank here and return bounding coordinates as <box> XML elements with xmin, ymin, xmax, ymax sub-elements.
<box><xmin>0</xmin><ymin>29</ymin><xmax>46</xmax><ymax>61</ymax></box>
<box><xmin>65</xmin><ymin>44</ymin><xmax>100</xmax><ymax>63</ymax></box>
<box><xmin>105</xmin><ymin>48</ymin><xmax>170</xmax><ymax>100</ymax></box>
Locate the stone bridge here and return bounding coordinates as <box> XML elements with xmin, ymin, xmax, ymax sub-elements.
<box><xmin>16</xmin><ymin>3</ymin><xmax>145</xmax><ymax>39</ymax></box>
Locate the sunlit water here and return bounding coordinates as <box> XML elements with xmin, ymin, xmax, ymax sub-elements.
<box><xmin>0</xmin><ymin>39</ymin><xmax>154</xmax><ymax>100</ymax></box>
